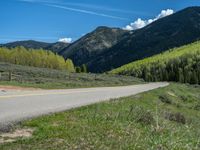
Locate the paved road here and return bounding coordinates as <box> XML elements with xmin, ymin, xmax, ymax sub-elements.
<box><xmin>0</xmin><ymin>82</ymin><xmax>168</xmax><ymax>129</ymax></box>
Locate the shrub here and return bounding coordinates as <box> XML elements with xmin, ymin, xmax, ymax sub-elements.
<box><xmin>132</xmin><ymin>106</ymin><xmax>155</xmax><ymax>125</ymax></box>
<box><xmin>194</xmin><ymin>102</ymin><xmax>200</xmax><ymax>111</ymax></box>
<box><xmin>179</xmin><ymin>95</ymin><xmax>188</xmax><ymax>102</ymax></box>
<box><xmin>159</xmin><ymin>95</ymin><xmax>172</xmax><ymax>104</ymax></box>
<box><xmin>164</xmin><ymin>112</ymin><xmax>186</xmax><ymax>124</ymax></box>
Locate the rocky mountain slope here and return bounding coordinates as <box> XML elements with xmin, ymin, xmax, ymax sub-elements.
<box><xmin>59</xmin><ymin>26</ymin><xmax>128</xmax><ymax>65</ymax></box>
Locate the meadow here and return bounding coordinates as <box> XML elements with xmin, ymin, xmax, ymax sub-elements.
<box><xmin>1</xmin><ymin>83</ymin><xmax>200</xmax><ymax>149</ymax></box>
<box><xmin>0</xmin><ymin>62</ymin><xmax>143</xmax><ymax>89</ymax></box>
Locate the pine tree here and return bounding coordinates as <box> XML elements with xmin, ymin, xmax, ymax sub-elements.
<box><xmin>81</xmin><ymin>64</ymin><xmax>87</xmax><ymax>73</ymax></box>
<box><xmin>75</xmin><ymin>67</ymin><xmax>81</xmax><ymax>73</ymax></box>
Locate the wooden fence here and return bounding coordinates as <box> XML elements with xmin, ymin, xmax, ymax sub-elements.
<box><xmin>0</xmin><ymin>71</ymin><xmax>22</xmax><ymax>82</ymax></box>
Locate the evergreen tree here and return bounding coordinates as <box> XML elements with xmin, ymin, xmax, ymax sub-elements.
<box><xmin>81</xmin><ymin>64</ymin><xmax>87</xmax><ymax>73</ymax></box>
<box><xmin>75</xmin><ymin>67</ymin><xmax>81</xmax><ymax>73</ymax></box>
<box><xmin>111</xmin><ymin>41</ymin><xmax>200</xmax><ymax>85</ymax></box>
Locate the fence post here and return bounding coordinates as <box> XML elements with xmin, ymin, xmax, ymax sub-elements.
<box><xmin>9</xmin><ymin>71</ymin><xmax>12</xmax><ymax>81</ymax></box>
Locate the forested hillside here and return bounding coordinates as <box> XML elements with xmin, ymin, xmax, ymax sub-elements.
<box><xmin>0</xmin><ymin>40</ymin><xmax>70</xmax><ymax>54</ymax></box>
<box><xmin>0</xmin><ymin>47</ymin><xmax>75</xmax><ymax>72</ymax></box>
<box><xmin>2</xmin><ymin>7</ymin><xmax>200</xmax><ymax>73</ymax></box>
<box><xmin>111</xmin><ymin>41</ymin><xmax>200</xmax><ymax>84</ymax></box>
<box><xmin>86</xmin><ymin>7</ymin><xmax>200</xmax><ymax>72</ymax></box>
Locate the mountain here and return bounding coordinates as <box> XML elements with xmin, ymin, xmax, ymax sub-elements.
<box><xmin>0</xmin><ymin>40</ymin><xmax>70</xmax><ymax>53</ymax></box>
<box><xmin>59</xmin><ymin>26</ymin><xmax>128</xmax><ymax>65</ymax></box>
<box><xmin>0</xmin><ymin>26</ymin><xmax>127</xmax><ymax>64</ymax></box>
<box><xmin>1</xmin><ymin>40</ymin><xmax>50</xmax><ymax>49</ymax></box>
<box><xmin>110</xmin><ymin>41</ymin><xmax>200</xmax><ymax>84</ymax></box>
<box><xmin>45</xmin><ymin>42</ymin><xmax>70</xmax><ymax>53</ymax></box>
<box><xmin>1</xmin><ymin>7</ymin><xmax>200</xmax><ymax>73</ymax></box>
<box><xmin>67</xmin><ymin>6</ymin><xmax>200</xmax><ymax>72</ymax></box>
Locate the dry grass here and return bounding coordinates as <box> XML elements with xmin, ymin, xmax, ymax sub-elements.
<box><xmin>0</xmin><ymin>128</ymin><xmax>34</xmax><ymax>144</ymax></box>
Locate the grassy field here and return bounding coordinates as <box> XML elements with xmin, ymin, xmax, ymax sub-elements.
<box><xmin>0</xmin><ymin>83</ymin><xmax>200</xmax><ymax>149</ymax></box>
<box><xmin>0</xmin><ymin>62</ymin><xmax>143</xmax><ymax>89</ymax></box>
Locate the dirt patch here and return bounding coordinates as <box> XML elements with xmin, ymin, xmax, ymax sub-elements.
<box><xmin>167</xmin><ymin>91</ymin><xmax>177</xmax><ymax>97</ymax></box>
<box><xmin>0</xmin><ymin>85</ymin><xmax>40</xmax><ymax>91</ymax></box>
<box><xmin>0</xmin><ymin>128</ymin><xmax>34</xmax><ymax>144</ymax></box>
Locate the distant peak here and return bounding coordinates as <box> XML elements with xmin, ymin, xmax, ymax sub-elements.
<box><xmin>95</xmin><ymin>26</ymin><xmax>111</xmax><ymax>31</ymax></box>
<box><xmin>95</xmin><ymin>26</ymin><xmax>124</xmax><ymax>32</ymax></box>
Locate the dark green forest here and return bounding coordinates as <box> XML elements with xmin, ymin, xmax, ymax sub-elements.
<box><xmin>111</xmin><ymin>41</ymin><xmax>200</xmax><ymax>84</ymax></box>
<box><xmin>0</xmin><ymin>46</ymin><xmax>75</xmax><ymax>72</ymax></box>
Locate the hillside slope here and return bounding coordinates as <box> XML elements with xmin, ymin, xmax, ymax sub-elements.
<box><xmin>86</xmin><ymin>7</ymin><xmax>200</xmax><ymax>72</ymax></box>
<box><xmin>1</xmin><ymin>7</ymin><xmax>200</xmax><ymax>73</ymax></box>
<box><xmin>59</xmin><ymin>26</ymin><xmax>128</xmax><ymax>65</ymax></box>
<box><xmin>0</xmin><ymin>62</ymin><xmax>143</xmax><ymax>89</ymax></box>
<box><xmin>111</xmin><ymin>41</ymin><xmax>200</xmax><ymax>84</ymax></box>
<box><xmin>0</xmin><ymin>40</ymin><xmax>70</xmax><ymax>53</ymax></box>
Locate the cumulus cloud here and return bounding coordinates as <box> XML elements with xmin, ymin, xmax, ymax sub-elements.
<box><xmin>123</xmin><ymin>9</ymin><xmax>174</xmax><ymax>31</ymax></box>
<box><xmin>58</xmin><ymin>38</ymin><xmax>72</xmax><ymax>43</ymax></box>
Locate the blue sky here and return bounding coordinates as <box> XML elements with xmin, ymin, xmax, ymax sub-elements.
<box><xmin>0</xmin><ymin>0</ymin><xmax>200</xmax><ymax>43</ymax></box>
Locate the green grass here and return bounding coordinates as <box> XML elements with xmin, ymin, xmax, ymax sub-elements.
<box><xmin>1</xmin><ymin>83</ymin><xmax>200</xmax><ymax>149</ymax></box>
<box><xmin>0</xmin><ymin>62</ymin><xmax>143</xmax><ymax>89</ymax></box>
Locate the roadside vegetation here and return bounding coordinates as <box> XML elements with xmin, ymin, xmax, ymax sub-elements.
<box><xmin>0</xmin><ymin>83</ymin><xmax>200</xmax><ymax>149</ymax></box>
<box><xmin>0</xmin><ymin>63</ymin><xmax>143</xmax><ymax>89</ymax></box>
<box><xmin>111</xmin><ymin>41</ymin><xmax>200</xmax><ymax>84</ymax></box>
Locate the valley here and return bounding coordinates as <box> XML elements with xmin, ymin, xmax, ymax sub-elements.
<box><xmin>0</xmin><ymin>3</ymin><xmax>200</xmax><ymax>150</ymax></box>
<box><xmin>2</xmin><ymin>7</ymin><xmax>200</xmax><ymax>73</ymax></box>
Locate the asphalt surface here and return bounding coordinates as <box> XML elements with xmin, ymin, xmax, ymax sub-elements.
<box><xmin>0</xmin><ymin>82</ymin><xmax>168</xmax><ymax>129</ymax></box>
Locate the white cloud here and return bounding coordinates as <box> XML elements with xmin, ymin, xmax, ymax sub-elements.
<box><xmin>124</xmin><ymin>9</ymin><xmax>174</xmax><ymax>31</ymax></box>
<box><xmin>58</xmin><ymin>38</ymin><xmax>72</xmax><ymax>43</ymax></box>
<box><xmin>157</xmin><ymin>9</ymin><xmax>174</xmax><ymax>19</ymax></box>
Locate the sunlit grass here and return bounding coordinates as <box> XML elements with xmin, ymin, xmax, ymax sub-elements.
<box><xmin>0</xmin><ymin>83</ymin><xmax>200</xmax><ymax>149</ymax></box>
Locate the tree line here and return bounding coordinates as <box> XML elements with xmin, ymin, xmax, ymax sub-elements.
<box><xmin>111</xmin><ymin>41</ymin><xmax>200</xmax><ymax>84</ymax></box>
<box><xmin>0</xmin><ymin>46</ymin><xmax>87</xmax><ymax>73</ymax></box>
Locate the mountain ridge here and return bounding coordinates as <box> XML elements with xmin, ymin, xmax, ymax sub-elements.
<box><xmin>59</xmin><ymin>26</ymin><xmax>128</xmax><ymax>66</ymax></box>
<box><xmin>0</xmin><ymin>40</ymin><xmax>70</xmax><ymax>53</ymax></box>
<box><xmin>1</xmin><ymin>7</ymin><xmax>200</xmax><ymax>73</ymax></box>
<box><xmin>85</xmin><ymin>6</ymin><xmax>200</xmax><ymax>72</ymax></box>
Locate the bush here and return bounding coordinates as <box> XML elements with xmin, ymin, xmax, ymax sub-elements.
<box><xmin>132</xmin><ymin>106</ymin><xmax>155</xmax><ymax>125</ymax></box>
<box><xmin>159</xmin><ymin>95</ymin><xmax>172</xmax><ymax>104</ymax></box>
<box><xmin>194</xmin><ymin>102</ymin><xmax>200</xmax><ymax>111</ymax></box>
<box><xmin>179</xmin><ymin>95</ymin><xmax>188</xmax><ymax>102</ymax></box>
<box><xmin>164</xmin><ymin>112</ymin><xmax>186</xmax><ymax>124</ymax></box>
